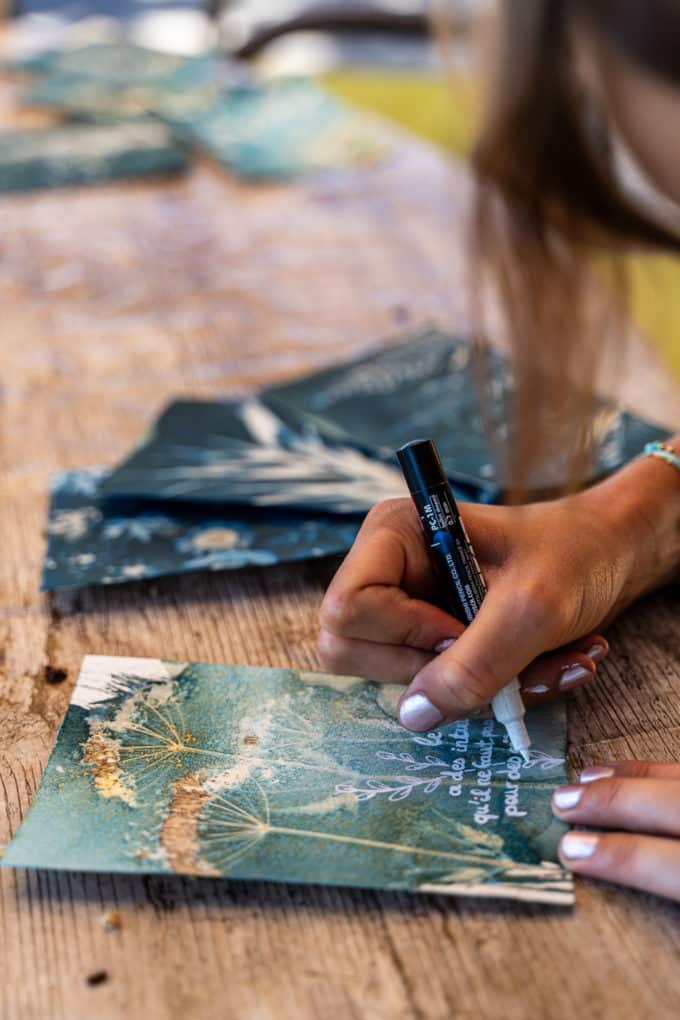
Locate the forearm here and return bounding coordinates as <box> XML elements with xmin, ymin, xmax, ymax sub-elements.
<box><xmin>585</xmin><ymin>434</ymin><xmax>680</xmax><ymax>607</ymax></box>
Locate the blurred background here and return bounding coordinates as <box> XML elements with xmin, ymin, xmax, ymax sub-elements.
<box><xmin>1</xmin><ymin>0</ymin><xmax>677</xmax><ymax>380</ymax></box>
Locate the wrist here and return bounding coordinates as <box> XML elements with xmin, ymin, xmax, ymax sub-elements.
<box><xmin>584</xmin><ymin>436</ymin><xmax>680</xmax><ymax>606</ymax></box>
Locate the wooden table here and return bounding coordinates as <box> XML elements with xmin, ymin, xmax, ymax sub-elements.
<box><xmin>1</xmin><ymin>127</ymin><xmax>680</xmax><ymax>1020</ymax></box>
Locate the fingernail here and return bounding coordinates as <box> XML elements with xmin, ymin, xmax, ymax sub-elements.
<box><xmin>560</xmin><ymin>832</ymin><xmax>599</xmax><ymax>860</ymax></box>
<box><xmin>552</xmin><ymin>786</ymin><xmax>583</xmax><ymax>810</ymax></box>
<box><xmin>434</xmin><ymin>638</ymin><xmax>456</xmax><ymax>654</ymax></box>
<box><xmin>523</xmin><ymin>683</ymin><xmax>550</xmax><ymax>696</ymax></box>
<box><xmin>587</xmin><ymin>644</ymin><xmax>607</xmax><ymax>661</ymax></box>
<box><xmin>580</xmin><ymin>765</ymin><xmax>615</xmax><ymax>783</ymax></box>
<box><xmin>399</xmin><ymin>692</ymin><xmax>445</xmax><ymax>732</ymax></box>
<box><xmin>559</xmin><ymin>665</ymin><xmax>591</xmax><ymax>691</ymax></box>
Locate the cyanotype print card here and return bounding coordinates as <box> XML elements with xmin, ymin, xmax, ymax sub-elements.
<box><xmin>21</xmin><ymin>46</ymin><xmax>244</xmax><ymax>122</ymax></box>
<box><xmin>15</xmin><ymin>53</ymin><xmax>388</xmax><ymax>178</ymax></box>
<box><xmin>264</xmin><ymin>329</ymin><xmax>502</xmax><ymax>493</ymax></box>
<box><xmin>43</xmin><ymin>329</ymin><xmax>668</xmax><ymax>588</ymax></box>
<box><xmin>99</xmin><ymin>397</ymin><xmax>408</xmax><ymax>514</ymax></box>
<box><xmin>167</xmin><ymin>79</ymin><xmax>391</xmax><ymax>180</ymax></box>
<box><xmin>43</xmin><ymin>469</ymin><xmax>361</xmax><ymax>591</ymax></box>
<box><xmin>264</xmin><ymin>329</ymin><xmax>670</xmax><ymax>493</ymax></box>
<box><xmin>10</xmin><ymin>42</ymin><xmax>196</xmax><ymax>81</ymax></box>
<box><xmin>0</xmin><ymin>120</ymin><xmax>187</xmax><ymax>193</ymax></box>
<box><xmin>3</xmin><ymin>656</ymin><xmax>573</xmax><ymax>904</ymax></box>
<box><xmin>102</xmin><ymin>329</ymin><xmax>667</xmax><ymax>512</ymax></box>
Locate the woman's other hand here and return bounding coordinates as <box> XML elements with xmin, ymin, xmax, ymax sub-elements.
<box><xmin>553</xmin><ymin>762</ymin><xmax>680</xmax><ymax>902</ymax></box>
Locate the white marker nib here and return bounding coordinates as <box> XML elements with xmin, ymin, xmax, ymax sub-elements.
<box><xmin>491</xmin><ymin>678</ymin><xmax>531</xmax><ymax>761</ymax></box>
<box><xmin>504</xmin><ymin>718</ymin><xmax>532</xmax><ymax>762</ymax></box>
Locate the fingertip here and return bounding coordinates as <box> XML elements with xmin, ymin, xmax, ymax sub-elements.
<box><xmin>521</xmin><ymin>652</ymin><xmax>597</xmax><ymax>704</ymax></box>
<box><xmin>552</xmin><ymin>785</ymin><xmax>584</xmax><ymax>815</ymax></box>
<box><xmin>558</xmin><ymin>655</ymin><xmax>597</xmax><ymax>693</ymax></box>
<box><xmin>520</xmin><ymin>682</ymin><xmax>552</xmax><ymax>704</ymax></box>
<box><xmin>408</xmin><ymin>652</ymin><xmax>488</xmax><ymax>723</ymax></box>
<box><xmin>580</xmin><ymin>765</ymin><xmax>616</xmax><ymax>783</ymax></box>
<box><xmin>398</xmin><ymin>691</ymin><xmax>446</xmax><ymax>732</ymax></box>
<box><xmin>573</xmin><ymin>652</ymin><xmax>598</xmax><ymax>674</ymax></box>
<box><xmin>584</xmin><ymin>635</ymin><xmax>609</xmax><ymax>662</ymax></box>
<box><xmin>558</xmin><ymin>831</ymin><xmax>600</xmax><ymax>868</ymax></box>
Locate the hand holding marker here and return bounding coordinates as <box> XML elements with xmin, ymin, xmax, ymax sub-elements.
<box><xmin>397</xmin><ymin>439</ymin><xmax>531</xmax><ymax>761</ymax></box>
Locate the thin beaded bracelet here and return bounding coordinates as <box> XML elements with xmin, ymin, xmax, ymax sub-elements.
<box><xmin>642</xmin><ymin>440</ymin><xmax>680</xmax><ymax>475</ymax></box>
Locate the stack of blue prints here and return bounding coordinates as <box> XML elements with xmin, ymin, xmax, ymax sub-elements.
<box><xmin>5</xmin><ymin>44</ymin><xmax>393</xmax><ymax>188</ymax></box>
<box><xmin>42</xmin><ymin>329</ymin><xmax>668</xmax><ymax>592</ymax></box>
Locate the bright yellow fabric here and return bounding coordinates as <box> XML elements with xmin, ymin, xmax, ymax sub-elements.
<box><xmin>323</xmin><ymin>70</ymin><xmax>478</xmax><ymax>157</ymax></box>
<box><xmin>625</xmin><ymin>255</ymin><xmax>680</xmax><ymax>378</ymax></box>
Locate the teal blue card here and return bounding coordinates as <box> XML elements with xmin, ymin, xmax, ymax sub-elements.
<box><xmin>100</xmin><ymin>329</ymin><xmax>669</xmax><ymax>507</ymax></box>
<box><xmin>0</xmin><ymin>120</ymin><xmax>187</xmax><ymax>192</ymax></box>
<box><xmin>21</xmin><ymin>47</ymin><xmax>243</xmax><ymax>122</ymax></box>
<box><xmin>263</xmin><ymin>330</ymin><xmax>670</xmax><ymax>492</ymax></box>
<box><xmin>3</xmin><ymin>656</ymin><xmax>572</xmax><ymax>905</ymax></box>
<box><xmin>166</xmin><ymin>79</ymin><xmax>390</xmax><ymax>180</ymax></box>
<box><xmin>9</xmin><ymin>42</ymin><xmax>196</xmax><ymax>81</ymax></box>
<box><xmin>98</xmin><ymin>397</ymin><xmax>414</xmax><ymax>514</ymax></box>
<box><xmin>13</xmin><ymin>47</ymin><xmax>389</xmax><ymax>180</ymax></box>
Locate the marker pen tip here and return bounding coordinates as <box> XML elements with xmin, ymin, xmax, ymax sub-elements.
<box><xmin>503</xmin><ymin>717</ymin><xmax>532</xmax><ymax>762</ymax></box>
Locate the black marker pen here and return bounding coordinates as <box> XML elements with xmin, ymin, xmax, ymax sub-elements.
<box><xmin>397</xmin><ymin>438</ymin><xmax>531</xmax><ymax>760</ymax></box>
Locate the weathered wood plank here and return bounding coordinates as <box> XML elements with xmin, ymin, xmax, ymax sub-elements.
<box><xmin>1</xmin><ymin>98</ymin><xmax>680</xmax><ymax>1020</ymax></box>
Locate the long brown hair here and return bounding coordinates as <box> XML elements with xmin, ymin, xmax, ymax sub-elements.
<box><xmin>470</xmin><ymin>0</ymin><xmax>680</xmax><ymax>496</ymax></box>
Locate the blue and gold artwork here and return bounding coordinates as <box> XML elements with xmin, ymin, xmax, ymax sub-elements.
<box><xmin>3</xmin><ymin>656</ymin><xmax>573</xmax><ymax>905</ymax></box>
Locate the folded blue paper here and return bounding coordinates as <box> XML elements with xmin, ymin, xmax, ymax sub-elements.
<box><xmin>102</xmin><ymin>330</ymin><xmax>669</xmax><ymax>506</ymax></box>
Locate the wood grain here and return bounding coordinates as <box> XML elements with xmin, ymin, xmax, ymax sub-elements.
<box><xmin>1</xmin><ymin>86</ymin><xmax>680</xmax><ymax>1020</ymax></box>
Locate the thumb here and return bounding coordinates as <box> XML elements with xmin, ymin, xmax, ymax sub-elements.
<box><xmin>397</xmin><ymin>585</ymin><xmax>553</xmax><ymax>731</ymax></box>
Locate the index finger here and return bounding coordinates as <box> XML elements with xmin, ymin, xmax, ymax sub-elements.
<box><xmin>320</xmin><ymin>499</ymin><xmax>466</xmax><ymax>650</ymax></box>
<box><xmin>559</xmin><ymin>831</ymin><xmax>680</xmax><ymax>902</ymax></box>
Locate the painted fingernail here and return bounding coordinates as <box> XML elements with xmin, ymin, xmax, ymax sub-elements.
<box><xmin>523</xmin><ymin>683</ymin><xmax>551</xmax><ymax>696</ymax></box>
<box><xmin>552</xmin><ymin>786</ymin><xmax>583</xmax><ymax>810</ymax></box>
<box><xmin>434</xmin><ymin>638</ymin><xmax>456</xmax><ymax>654</ymax></box>
<box><xmin>399</xmin><ymin>692</ymin><xmax>445</xmax><ymax>731</ymax></box>
<box><xmin>560</xmin><ymin>832</ymin><xmax>599</xmax><ymax>860</ymax></box>
<box><xmin>580</xmin><ymin>765</ymin><xmax>615</xmax><ymax>783</ymax></box>
<box><xmin>559</xmin><ymin>665</ymin><xmax>592</xmax><ymax>691</ymax></box>
<box><xmin>587</xmin><ymin>644</ymin><xmax>607</xmax><ymax>661</ymax></box>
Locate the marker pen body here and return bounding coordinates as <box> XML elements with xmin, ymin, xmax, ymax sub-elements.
<box><xmin>397</xmin><ymin>438</ymin><xmax>531</xmax><ymax>761</ymax></box>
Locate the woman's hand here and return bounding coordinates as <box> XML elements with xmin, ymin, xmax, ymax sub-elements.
<box><xmin>318</xmin><ymin>493</ymin><xmax>619</xmax><ymax>729</ymax></box>
<box><xmin>318</xmin><ymin>450</ymin><xmax>680</xmax><ymax>730</ymax></box>
<box><xmin>553</xmin><ymin>761</ymin><xmax>680</xmax><ymax>902</ymax></box>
